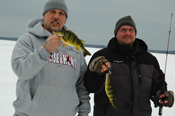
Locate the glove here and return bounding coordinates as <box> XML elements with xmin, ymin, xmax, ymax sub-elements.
<box><xmin>89</xmin><ymin>56</ymin><xmax>109</xmax><ymax>74</ymax></box>
<box><xmin>156</xmin><ymin>90</ymin><xmax>174</xmax><ymax>107</ymax></box>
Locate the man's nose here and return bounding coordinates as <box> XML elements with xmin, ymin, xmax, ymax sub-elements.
<box><xmin>54</xmin><ymin>13</ymin><xmax>59</xmax><ymax>20</ymax></box>
<box><xmin>125</xmin><ymin>30</ymin><xmax>131</xmax><ymax>35</ymax></box>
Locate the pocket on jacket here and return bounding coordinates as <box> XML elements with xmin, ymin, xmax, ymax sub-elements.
<box><xmin>138</xmin><ymin>94</ymin><xmax>151</xmax><ymax>111</ymax></box>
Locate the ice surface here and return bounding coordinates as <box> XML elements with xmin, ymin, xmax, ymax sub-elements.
<box><xmin>0</xmin><ymin>40</ymin><xmax>174</xmax><ymax>116</ymax></box>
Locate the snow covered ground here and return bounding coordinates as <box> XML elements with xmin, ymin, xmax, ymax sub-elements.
<box><xmin>0</xmin><ymin>40</ymin><xmax>174</xmax><ymax>116</ymax></box>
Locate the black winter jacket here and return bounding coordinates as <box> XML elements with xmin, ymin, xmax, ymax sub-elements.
<box><xmin>84</xmin><ymin>37</ymin><xmax>167</xmax><ymax>116</ymax></box>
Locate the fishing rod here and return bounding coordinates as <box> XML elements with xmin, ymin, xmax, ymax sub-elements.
<box><xmin>159</xmin><ymin>13</ymin><xmax>174</xmax><ymax>116</ymax></box>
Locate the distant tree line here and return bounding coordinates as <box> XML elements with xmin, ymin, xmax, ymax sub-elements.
<box><xmin>0</xmin><ymin>36</ymin><xmax>175</xmax><ymax>54</ymax></box>
<box><xmin>0</xmin><ymin>36</ymin><xmax>18</xmax><ymax>41</ymax></box>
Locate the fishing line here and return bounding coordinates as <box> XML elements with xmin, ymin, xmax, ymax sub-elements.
<box><xmin>163</xmin><ymin>13</ymin><xmax>174</xmax><ymax>88</ymax></box>
<box><xmin>159</xmin><ymin>13</ymin><xmax>174</xmax><ymax>116</ymax></box>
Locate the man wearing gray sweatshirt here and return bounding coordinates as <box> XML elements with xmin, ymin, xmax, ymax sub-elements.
<box><xmin>11</xmin><ymin>0</ymin><xmax>90</xmax><ymax>116</ymax></box>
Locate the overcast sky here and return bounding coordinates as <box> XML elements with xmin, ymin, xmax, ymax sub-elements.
<box><xmin>0</xmin><ymin>0</ymin><xmax>175</xmax><ymax>50</ymax></box>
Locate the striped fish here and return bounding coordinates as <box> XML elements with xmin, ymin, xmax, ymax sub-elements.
<box><xmin>105</xmin><ymin>71</ymin><xmax>118</xmax><ymax>110</ymax></box>
<box><xmin>53</xmin><ymin>30</ymin><xmax>91</xmax><ymax>57</ymax></box>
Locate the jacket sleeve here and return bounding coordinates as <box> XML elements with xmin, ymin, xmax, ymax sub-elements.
<box><xmin>76</xmin><ymin>53</ymin><xmax>90</xmax><ymax>116</ymax></box>
<box><xmin>84</xmin><ymin>51</ymin><xmax>106</xmax><ymax>93</ymax></box>
<box><xmin>151</xmin><ymin>56</ymin><xmax>167</xmax><ymax>96</ymax></box>
<box><xmin>11</xmin><ymin>34</ymin><xmax>51</xmax><ymax>81</ymax></box>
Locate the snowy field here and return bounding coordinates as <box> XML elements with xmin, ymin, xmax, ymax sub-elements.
<box><xmin>0</xmin><ymin>40</ymin><xmax>175</xmax><ymax>116</ymax></box>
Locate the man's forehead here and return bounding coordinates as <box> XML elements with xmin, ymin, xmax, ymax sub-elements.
<box><xmin>120</xmin><ymin>25</ymin><xmax>134</xmax><ymax>29</ymax></box>
<box><xmin>49</xmin><ymin>9</ymin><xmax>64</xmax><ymax>12</ymax></box>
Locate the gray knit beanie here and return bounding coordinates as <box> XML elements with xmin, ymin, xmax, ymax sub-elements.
<box><xmin>114</xmin><ymin>15</ymin><xmax>137</xmax><ymax>36</ymax></box>
<box><xmin>43</xmin><ymin>0</ymin><xmax>68</xmax><ymax>18</ymax></box>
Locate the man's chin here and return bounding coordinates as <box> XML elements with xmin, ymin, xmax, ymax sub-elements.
<box><xmin>122</xmin><ymin>40</ymin><xmax>133</xmax><ymax>46</ymax></box>
<box><xmin>123</xmin><ymin>42</ymin><xmax>133</xmax><ymax>47</ymax></box>
<box><xmin>50</xmin><ymin>25</ymin><xmax>62</xmax><ymax>31</ymax></box>
<box><xmin>51</xmin><ymin>28</ymin><xmax>62</xmax><ymax>32</ymax></box>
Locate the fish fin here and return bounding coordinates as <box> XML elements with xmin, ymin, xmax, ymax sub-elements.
<box><xmin>60</xmin><ymin>37</ymin><xmax>67</xmax><ymax>48</ymax></box>
<box><xmin>62</xmin><ymin>43</ymin><xmax>67</xmax><ymax>47</ymax></box>
<box><xmin>68</xmin><ymin>30</ymin><xmax>78</xmax><ymax>37</ymax></box>
<box><xmin>80</xmin><ymin>39</ymin><xmax>85</xmax><ymax>46</ymax></box>
<box><xmin>76</xmin><ymin>47</ymin><xmax>81</xmax><ymax>51</ymax></box>
<box><xmin>61</xmin><ymin>37</ymin><xmax>67</xmax><ymax>42</ymax></box>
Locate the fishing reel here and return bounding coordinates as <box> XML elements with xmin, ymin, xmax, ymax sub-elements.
<box><xmin>151</xmin><ymin>90</ymin><xmax>169</xmax><ymax>116</ymax></box>
<box><xmin>151</xmin><ymin>90</ymin><xmax>169</xmax><ymax>108</ymax></box>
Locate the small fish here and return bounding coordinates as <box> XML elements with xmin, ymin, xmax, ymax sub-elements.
<box><xmin>105</xmin><ymin>71</ymin><xmax>118</xmax><ymax>110</ymax></box>
<box><xmin>53</xmin><ymin>30</ymin><xmax>91</xmax><ymax>57</ymax></box>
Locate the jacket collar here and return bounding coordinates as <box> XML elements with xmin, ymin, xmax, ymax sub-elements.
<box><xmin>107</xmin><ymin>37</ymin><xmax>148</xmax><ymax>55</ymax></box>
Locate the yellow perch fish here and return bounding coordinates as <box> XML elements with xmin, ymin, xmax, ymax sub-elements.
<box><xmin>53</xmin><ymin>30</ymin><xmax>91</xmax><ymax>57</ymax></box>
<box><xmin>105</xmin><ymin>71</ymin><xmax>118</xmax><ymax>110</ymax></box>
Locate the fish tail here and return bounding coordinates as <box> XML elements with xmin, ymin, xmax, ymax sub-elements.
<box><xmin>112</xmin><ymin>103</ymin><xmax>118</xmax><ymax>110</ymax></box>
<box><xmin>83</xmin><ymin>48</ymin><xmax>91</xmax><ymax>57</ymax></box>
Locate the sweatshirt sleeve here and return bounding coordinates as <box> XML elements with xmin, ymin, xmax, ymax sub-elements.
<box><xmin>11</xmin><ymin>34</ymin><xmax>51</xmax><ymax>81</ymax></box>
<box><xmin>76</xmin><ymin>54</ymin><xmax>90</xmax><ymax>116</ymax></box>
<box><xmin>84</xmin><ymin>51</ymin><xmax>106</xmax><ymax>93</ymax></box>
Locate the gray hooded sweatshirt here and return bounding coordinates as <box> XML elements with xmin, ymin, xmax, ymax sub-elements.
<box><xmin>11</xmin><ymin>18</ymin><xmax>90</xmax><ymax>116</ymax></box>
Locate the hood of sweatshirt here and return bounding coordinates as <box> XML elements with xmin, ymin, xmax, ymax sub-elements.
<box><xmin>26</xmin><ymin>18</ymin><xmax>51</xmax><ymax>37</ymax></box>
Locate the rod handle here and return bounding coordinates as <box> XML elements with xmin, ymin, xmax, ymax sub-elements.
<box><xmin>159</xmin><ymin>104</ymin><xmax>163</xmax><ymax>116</ymax></box>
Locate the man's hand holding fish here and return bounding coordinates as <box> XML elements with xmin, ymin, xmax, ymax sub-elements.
<box><xmin>44</xmin><ymin>34</ymin><xmax>60</xmax><ymax>54</ymax></box>
<box><xmin>89</xmin><ymin>56</ymin><xmax>110</xmax><ymax>74</ymax></box>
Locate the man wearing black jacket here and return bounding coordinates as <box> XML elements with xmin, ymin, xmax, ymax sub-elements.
<box><xmin>84</xmin><ymin>15</ymin><xmax>174</xmax><ymax>116</ymax></box>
